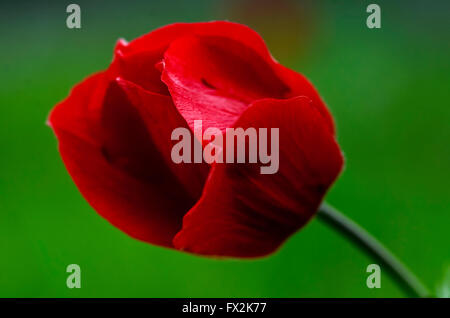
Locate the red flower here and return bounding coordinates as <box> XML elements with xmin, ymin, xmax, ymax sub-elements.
<box><xmin>48</xmin><ymin>22</ymin><xmax>343</xmax><ymax>258</ymax></box>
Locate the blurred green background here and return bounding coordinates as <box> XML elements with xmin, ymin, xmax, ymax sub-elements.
<box><xmin>0</xmin><ymin>0</ymin><xmax>449</xmax><ymax>297</ymax></box>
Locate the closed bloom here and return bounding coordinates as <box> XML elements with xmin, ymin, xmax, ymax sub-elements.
<box><xmin>48</xmin><ymin>21</ymin><xmax>343</xmax><ymax>258</ymax></box>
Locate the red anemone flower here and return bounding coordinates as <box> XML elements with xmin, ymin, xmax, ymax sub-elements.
<box><xmin>48</xmin><ymin>21</ymin><xmax>343</xmax><ymax>258</ymax></box>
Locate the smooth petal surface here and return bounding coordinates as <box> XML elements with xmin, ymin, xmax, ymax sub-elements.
<box><xmin>173</xmin><ymin>97</ymin><xmax>343</xmax><ymax>257</ymax></box>
<box><xmin>110</xmin><ymin>39</ymin><xmax>170</xmax><ymax>95</ymax></box>
<box><xmin>49</xmin><ymin>75</ymin><xmax>208</xmax><ymax>247</ymax></box>
<box><xmin>157</xmin><ymin>21</ymin><xmax>335</xmax><ymax>135</ymax></box>
<box><xmin>113</xmin><ymin>77</ymin><xmax>209</xmax><ymax>199</ymax></box>
<box><xmin>121</xmin><ymin>21</ymin><xmax>272</xmax><ymax>57</ymax></box>
<box><xmin>161</xmin><ymin>35</ymin><xmax>290</xmax><ymax>133</ymax></box>
<box><xmin>114</xmin><ymin>21</ymin><xmax>334</xmax><ymax>135</ymax></box>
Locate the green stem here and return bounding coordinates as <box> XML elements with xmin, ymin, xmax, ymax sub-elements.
<box><xmin>317</xmin><ymin>202</ymin><xmax>431</xmax><ymax>298</ymax></box>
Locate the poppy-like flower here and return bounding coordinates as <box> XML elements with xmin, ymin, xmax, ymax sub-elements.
<box><xmin>48</xmin><ymin>21</ymin><xmax>343</xmax><ymax>258</ymax></box>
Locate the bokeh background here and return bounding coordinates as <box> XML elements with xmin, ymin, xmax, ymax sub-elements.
<box><xmin>1</xmin><ymin>0</ymin><xmax>449</xmax><ymax>297</ymax></box>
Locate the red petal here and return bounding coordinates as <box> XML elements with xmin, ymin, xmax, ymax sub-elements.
<box><xmin>121</xmin><ymin>21</ymin><xmax>271</xmax><ymax>57</ymax></box>
<box><xmin>161</xmin><ymin>35</ymin><xmax>291</xmax><ymax>133</ymax></box>
<box><xmin>158</xmin><ymin>22</ymin><xmax>334</xmax><ymax>135</ymax></box>
<box><xmin>112</xmin><ymin>21</ymin><xmax>333</xmax><ymax>134</ymax></box>
<box><xmin>173</xmin><ymin>97</ymin><xmax>343</xmax><ymax>257</ymax></box>
<box><xmin>275</xmin><ymin>65</ymin><xmax>335</xmax><ymax>135</ymax></box>
<box><xmin>109</xmin><ymin>40</ymin><xmax>170</xmax><ymax>95</ymax></box>
<box><xmin>48</xmin><ymin>74</ymin><xmax>208</xmax><ymax>247</ymax></box>
<box><xmin>113</xmin><ymin>77</ymin><xmax>209</xmax><ymax>199</ymax></box>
